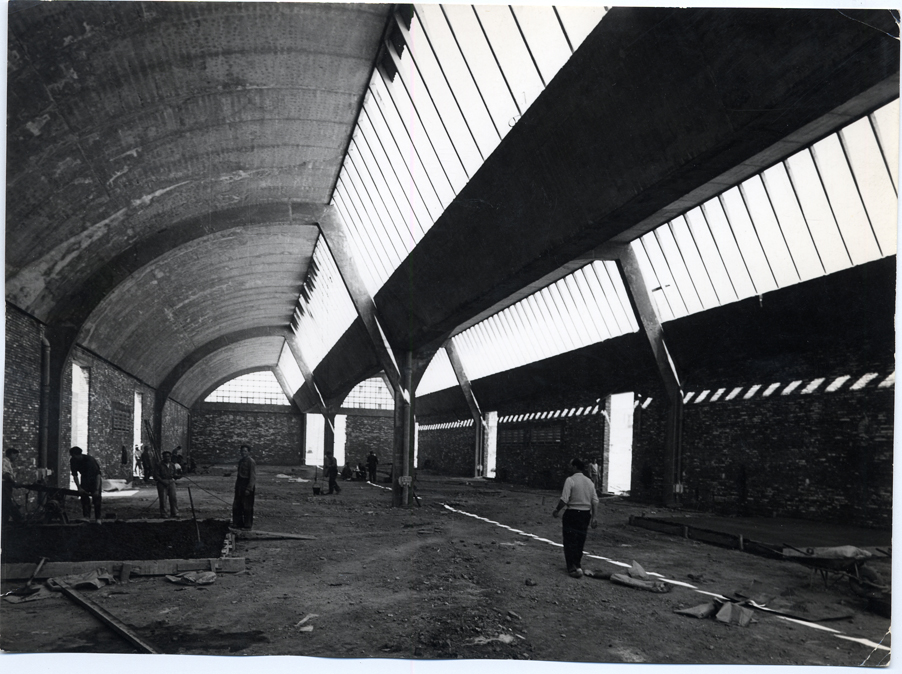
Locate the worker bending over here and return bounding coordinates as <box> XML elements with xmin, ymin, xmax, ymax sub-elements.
<box><xmin>69</xmin><ymin>446</ymin><xmax>103</xmax><ymax>523</ymax></box>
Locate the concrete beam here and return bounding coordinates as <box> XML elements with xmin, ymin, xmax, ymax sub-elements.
<box><xmin>318</xmin><ymin>206</ymin><xmax>404</xmax><ymax>399</ymax></box>
<box><xmin>444</xmin><ymin>340</ymin><xmax>485</xmax><ymax>478</ymax></box>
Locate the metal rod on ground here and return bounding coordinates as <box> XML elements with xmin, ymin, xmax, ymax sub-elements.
<box><xmin>58</xmin><ymin>582</ymin><xmax>161</xmax><ymax>654</ymax></box>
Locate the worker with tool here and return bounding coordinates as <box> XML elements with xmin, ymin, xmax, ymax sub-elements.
<box><xmin>3</xmin><ymin>448</ymin><xmax>25</xmax><ymax>524</ymax></box>
<box><xmin>69</xmin><ymin>446</ymin><xmax>103</xmax><ymax>523</ymax></box>
<box><xmin>153</xmin><ymin>449</ymin><xmax>181</xmax><ymax>519</ymax></box>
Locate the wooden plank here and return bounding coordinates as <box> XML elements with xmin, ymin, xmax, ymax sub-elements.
<box><xmin>233</xmin><ymin>529</ymin><xmax>316</xmax><ymax>540</ymax></box>
<box><xmin>59</xmin><ymin>582</ymin><xmax>161</xmax><ymax>654</ymax></box>
<box><xmin>2</xmin><ymin>557</ymin><xmax>245</xmax><ymax>580</ymax></box>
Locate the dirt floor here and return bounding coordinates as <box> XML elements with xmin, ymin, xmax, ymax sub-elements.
<box><xmin>0</xmin><ymin>465</ymin><xmax>892</xmax><ymax>668</ymax></box>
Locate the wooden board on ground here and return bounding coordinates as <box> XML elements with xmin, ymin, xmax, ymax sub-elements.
<box><xmin>1</xmin><ymin>557</ymin><xmax>245</xmax><ymax>580</ymax></box>
<box><xmin>232</xmin><ymin>529</ymin><xmax>316</xmax><ymax>540</ymax></box>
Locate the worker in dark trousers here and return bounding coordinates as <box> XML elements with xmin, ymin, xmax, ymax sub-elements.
<box><xmin>366</xmin><ymin>451</ymin><xmax>379</xmax><ymax>483</ymax></box>
<box><xmin>326</xmin><ymin>456</ymin><xmax>341</xmax><ymax>494</ymax></box>
<box><xmin>153</xmin><ymin>450</ymin><xmax>180</xmax><ymax>518</ymax></box>
<box><xmin>70</xmin><ymin>446</ymin><xmax>103</xmax><ymax>523</ymax></box>
<box><xmin>552</xmin><ymin>458</ymin><xmax>599</xmax><ymax>578</ymax></box>
<box><xmin>232</xmin><ymin>444</ymin><xmax>256</xmax><ymax>529</ymax></box>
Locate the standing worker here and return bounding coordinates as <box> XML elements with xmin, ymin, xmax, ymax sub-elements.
<box><xmin>589</xmin><ymin>457</ymin><xmax>600</xmax><ymax>493</ymax></box>
<box><xmin>153</xmin><ymin>449</ymin><xmax>180</xmax><ymax>518</ymax></box>
<box><xmin>140</xmin><ymin>445</ymin><xmax>154</xmax><ymax>484</ymax></box>
<box><xmin>232</xmin><ymin>444</ymin><xmax>256</xmax><ymax>530</ymax></box>
<box><xmin>366</xmin><ymin>451</ymin><xmax>379</xmax><ymax>483</ymax></box>
<box><xmin>2</xmin><ymin>448</ymin><xmax>24</xmax><ymax>524</ymax></box>
<box><xmin>70</xmin><ymin>446</ymin><xmax>103</xmax><ymax>523</ymax></box>
<box><xmin>551</xmin><ymin>458</ymin><xmax>598</xmax><ymax>578</ymax></box>
<box><xmin>326</xmin><ymin>456</ymin><xmax>341</xmax><ymax>495</ymax></box>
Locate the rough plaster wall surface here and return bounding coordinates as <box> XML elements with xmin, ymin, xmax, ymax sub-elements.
<box><xmin>190</xmin><ymin>404</ymin><xmax>303</xmax><ymax>465</ymax></box>
<box><xmin>4</xmin><ymin>306</ymin><xmax>43</xmax><ymax>472</ymax></box>
<box><xmin>343</xmin><ymin>415</ymin><xmax>393</xmax><ymax>469</ymax></box>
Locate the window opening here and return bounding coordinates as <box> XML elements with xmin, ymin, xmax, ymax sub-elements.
<box><xmin>133</xmin><ymin>392</ymin><xmax>143</xmax><ymax>476</ymax></box>
<box><xmin>850</xmin><ymin>373</ymin><xmax>879</xmax><ymax>390</ymax></box>
<box><xmin>825</xmin><ymin>375</ymin><xmax>851</xmax><ymax>393</ymax></box>
<box><xmin>604</xmin><ymin>392</ymin><xmax>634</xmax><ymax>495</ymax></box>
<box><xmin>206</xmin><ymin>371</ymin><xmax>289</xmax><ymax>405</ymax></box>
<box><xmin>70</xmin><ymin>363</ymin><xmax>90</xmax><ymax>489</ymax></box>
<box><xmin>762</xmin><ymin>383</ymin><xmax>781</xmax><ymax>397</ymax></box>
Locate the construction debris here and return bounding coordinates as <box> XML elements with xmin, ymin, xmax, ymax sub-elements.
<box><xmin>610</xmin><ymin>573</ymin><xmax>671</xmax><ymax>593</ymax></box>
<box><xmin>165</xmin><ymin>571</ymin><xmax>217</xmax><ymax>586</ymax></box>
<box><xmin>674</xmin><ymin>602</ymin><xmax>718</xmax><ymax>619</ymax></box>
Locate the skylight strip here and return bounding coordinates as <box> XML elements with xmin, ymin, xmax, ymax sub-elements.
<box><xmin>743</xmin><ymin>385</ymin><xmax>762</xmax><ymax>400</ymax></box>
<box><xmin>762</xmin><ymin>383</ymin><xmax>781</xmax><ymax>397</ymax></box>
<box><xmin>643</xmin><ymin>230</ymin><xmax>689</xmax><ymax>318</ymax></box>
<box><xmin>719</xmin><ymin>187</ymin><xmax>777</xmax><ymax>295</ymax></box>
<box><xmin>404</xmin><ymin>10</ymin><xmax>485</xmax><ymax>173</ymax></box>
<box><xmin>808</xmin><ymin>140</ymin><xmax>877</xmax><ymax>266</ymax></box>
<box><xmin>839</xmin><ymin>118</ymin><xmax>897</xmax><ymax>256</ymax></box>
<box><xmin>781</xmin><ymin>380</ymin><xmax>802</xmax><ymax>395</ymax></box>
<box><xmin>487</xmin><ymin>313</ymin><xmax>516</xmax><ymax>372</ymax></box>
<box><xmin>694</xmin><ymin>390</ymin><xmax>710</xmax><ymax>403</ymax></box>
<box><xmin>475</xmin><ymin>5</ymin><xmax>545</xmax><ymax>116</ymax></box>
<box><xmin>523</xmin><ymin>294</ymin><xmax>555</xmax><ymax>360</ymax></box>
<box><xmin>601</xmin><ymin>260</ymin><xmax>641</xmax><ymax>333</ymax></box>
<box><xmin>759</xmin><ymin>163</ymin><xmax>825</xmax><ymax>282</ymax></box>
<box><xmin>369</xmin><ymin>71</ymin><xmax>445</xmax><ymax>222</ymax></box>
<box><xmin>511</xmin><ymin>5</ymin><xmax>571</xmax><ymax>85</ymax></box>
<box><xmin>539</xmin><ymin>285</ymin><xmax>577</xmax><ymax>353</ymax></box>
<box><xmin>709</xmin><ymin>388</ymin><xmax>726</xmax><ymax>402</ymax></box>
<box><xmin>850</xmin><ymin>373</ymin><xmax>879</xmax><ymax>390</ymax></box>
<box><xmin>553</xmin><ymin>278</ymin><xmax>592</xmax><ymax>347</ymax></box>
<box><xmin>335</xmin><ymin>179</ymin><xmax>393</xmax><ymax>285</ymax></box>
<box><xmin>555</xmin><ymin>5</ymin><xmax>608</xmax><ymax>47</ymax></box>
<box><xmin>570</xmin><ymin>269</ymin><xmax>610</xmax><ymax>342</ymax></box>
<box><xmin>670</xmin><ymin>215</ymin><xmax>720</xmax><ymax>310</ymax></box>
<box><xmin>342</xmin><ymin>154</ymin><xmax>404</xmax><ymax>270</ymax></box>
<box><xmin>388</xmin><ymin>27</ymin><xmax>470</xmax><ymax>194</ymax></box>
<box><xmin>363</xmin><ymin>93</ymin><xmax>433</xmax><ymax>236</ymax></box>
<box><xmin>869</xmin><ymin>99</ymin><xmax>899</xmax><ymax>191</ymax></box>
<box><xmin>684</xmin><ymin>206</ymin><xmax>737</xmax><ymax>305</ymax></box>
<box><xmin>442</xmin><ymin>4</ymin><xmax>519</xmax><ymax>140</ymax></box>
<box><xmin>378</xmin><ymin>60</ymin><xmax>457</xmax><ymax>209</ymax></box>
<box><xmin>508</xmin><ymin>302</ymin><xmax>541</xmax><ymax>364</ymax></box>
<box><xmin>783</xmin><ymin>151</ymin><xmax>851</xmax><ymax>274</ymax></box>
<box><xmin>632</xmin><ymin>239</ymin><xmax>675</xmax><ymax>321</ymax></box>
<box><xmin>333</xmin><ymin>190</ymin><xmax>389</xmax><ymax>292</ymax></box>
<box><xmin>657</xmin><ymin>223</ymin><xmax>704</xmax><ymax>314</ymax></box>
<box><xmin>740</xmin><ymin>176</ymin><xmax>800</xmax><ymax>288</ymax></box>
<box><xmin>825</xmin><ymin>375</ymin><xmax>851</xmax><ymax>393</ymax></box>
<box><xmin>416</xmin><ymin>4</ymin><xmax>501</xmax><ymax>154</ymax></box>
<box><xmin>878</xmin><ymin>372</ymin><xmax>895</xmax><ymax>388</ymax></box>
<box><xmin>801</xmin><ymin>378</ymin><xmax>825</xmax><ymax>394</ymax></box>
<box><xmin>702</xmin><ymin>198</ymin><xmax>757</xmax><ymax>300</ymax></box>
<box><xmin>348</xmin><ymin>138</ymin><xmax>411</xmax><ymax>262</ymax></box>
<box><xmin>582</xmin><ymin>263</ymin><xmax>619</xmax><ymax>338</ymax></box>
<box><xmin>357</xmin><ymin>109</ymin><xmax>429</xmax><ymax>240</ymax></box>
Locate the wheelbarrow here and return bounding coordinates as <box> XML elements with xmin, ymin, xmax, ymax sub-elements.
<box><xmin>781</xmin><ymin>544</ymin><xmax>887</xmax><ymax>595</ymax></box>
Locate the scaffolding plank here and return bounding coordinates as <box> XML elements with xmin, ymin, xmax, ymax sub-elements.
<box><xmin>59</xmin><ymin>582</ymin><xmax>161</xmax><ymax>654</ymax></box>
<box><xmin>1</xmin><ymin>557</ymin><xmax>245</xmax><ymax>580</ymax></box>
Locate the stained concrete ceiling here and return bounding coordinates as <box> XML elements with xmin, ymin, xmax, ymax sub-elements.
<box><xmin>6</xmin><ymin>1</ymin><xmax>390</xmax><ymax>404</ymax></box>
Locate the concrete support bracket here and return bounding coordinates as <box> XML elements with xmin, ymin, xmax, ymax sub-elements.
<box><xmin>444</xmin><ymin>339</ymin><xmax>485</xmax><ymax>477</ymax></box>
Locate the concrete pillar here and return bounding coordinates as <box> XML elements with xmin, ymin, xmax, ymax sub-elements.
<box><xmin>42</xmin><ymin>324</ymin><xmax>79</xmax><ymax>487</ymax></box>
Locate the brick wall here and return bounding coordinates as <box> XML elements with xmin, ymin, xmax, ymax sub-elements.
<box><xmin>61</xmin><ymin>346</ymin><xmax>163</xmax><ymax>484</ymax></box>
<box><xmin>418</xmin><ymin>425</ymin><xmax>475</xmax><ymax>476</ymax></box>
<box><xmin>344</xmin><ymin>414</ymin><xmax>393</xmax><ymax>469</ymax></box>
<box><xmin>4</xmin><ymin>306</ymin><xmax>43</xmax><ymax>476</ymax></box>
<box><xmin>190</xmin><ymin>403</ymin><xmax>304</xmax><ymax>465</ymax></box>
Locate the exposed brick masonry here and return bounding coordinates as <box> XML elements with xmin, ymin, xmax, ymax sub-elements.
<box><xmin>190</xmin><ymin>403</ymin><xmax>303</xmax><ymax>465</ymax></box>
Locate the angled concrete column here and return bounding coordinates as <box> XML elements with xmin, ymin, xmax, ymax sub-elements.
<box><xmin>616</xmin><ymin>246</ymin><xmax>683</xmax><ymax>506</ymax></box>
<box><xmin>42</xmin><ymin>324</ymin><xmax>79</xmax><ymax>487</ymax></box>
<box><xmin>444</xmin><ymin>340</ymin><xmax>485</xmax><ymax>477</ymax></box>
<box><xmin>318</xmin><ymin>206</ymin><xmax>404</xmax><ymax>397</ymax></box>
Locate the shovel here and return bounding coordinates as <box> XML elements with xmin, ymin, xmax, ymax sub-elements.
<box><xmin>187</xmin><ymin>486</ymin><xmax>203</xmax><ymax>552</ymax></box>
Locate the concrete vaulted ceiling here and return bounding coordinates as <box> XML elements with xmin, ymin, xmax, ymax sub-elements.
<box><xmin>6</xmin><ymin>1</ymin><xmax>391</xmax><ymax>400</ymax></box>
